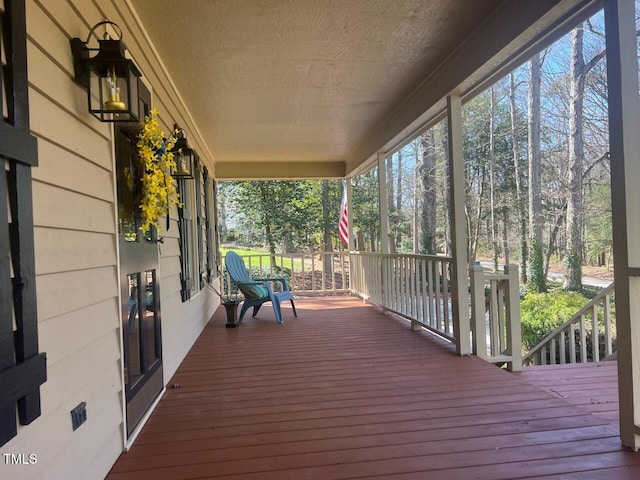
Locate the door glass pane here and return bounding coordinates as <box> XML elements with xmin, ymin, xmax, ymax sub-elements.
<box><xmin>127</xmin><ymin>273</ymin><xmax>143</xmax><ymax>385</ymax></box>
<box><xmin>115</xmin><ymin>129</ymin><xmax>142</xmax><ymax>242</ymax></box>
<box><xmin>143</xmin><ymin>269</ymin><xmax>159</xmax><ymax>367</ymax></box>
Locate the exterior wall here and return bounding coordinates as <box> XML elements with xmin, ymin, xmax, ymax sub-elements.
<box><xmin>0</xmin><ymin>1</ymin><xmax>218</xmax><ymax>479</ymax></box>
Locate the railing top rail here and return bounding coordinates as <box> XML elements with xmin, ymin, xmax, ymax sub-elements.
<box><xmin>228</xmin><ymin>252</ymin><xmax>348</xmax><ymax>257</ymax></box>
<box><xmin>523</xmin><ymin>282</ymin><xmax>615</xmax><ymax>362</ymax></box>
<box><xmin>483</xmin><ymin>273</ymin><xmax>510</xmax><ymax>281</ymax></box>
<box><xmin>349</xmin><ymin>251</ymin><xmax>453</xmax><ymax>262</ymax></box>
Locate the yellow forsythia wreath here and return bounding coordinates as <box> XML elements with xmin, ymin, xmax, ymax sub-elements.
<box><xmin>137</xmin><ymin>108</ymin><xmax>181</xmax><ymax>231</ymax></box>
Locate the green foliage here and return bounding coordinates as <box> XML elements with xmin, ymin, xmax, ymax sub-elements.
<box><xmin>521</xmin><ymin>290</ymin><xmax>589</xmax><ymax>350</ymax></box>
<box><xmin>221</xmin><ymin>180</ymin><xmax>342</xmax><ymax>252</ymax></box>
<box><xmin>584</xmin><ymin>182</ymin><xmax>612</xmax><ymax>266</ymax></box>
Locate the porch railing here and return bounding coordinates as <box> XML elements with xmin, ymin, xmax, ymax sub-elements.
<box><xmin>221</xmin><ymin>251</ymin><xmax>350</xmax><ymax>296</ymax></box>
<box><xmin>351</xmin><ymin>252</ymin><xmax>455</xmax><ymax>342</ymax></box>
<box><xmin>522</xmin><ymin>282</ymin><xmax>615</xmax><ymax>366</ymax></box>
<box><xmin>470</xmin><ymin>264</ymin><xmax>522</xmax><ymax>371</ymax></box>
<box><xmin>349</xmin><ymin>252</ymin><xmax>383</xmax><ymax>304</ymax></box>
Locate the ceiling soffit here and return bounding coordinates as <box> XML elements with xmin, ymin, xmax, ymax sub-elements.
<box><xmin>130</xmin><ymin>0</ymin><xmax>600</xmax><ymax>179</ymax></box>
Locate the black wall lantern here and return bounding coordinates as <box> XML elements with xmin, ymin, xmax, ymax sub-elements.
<box><xmin>71</xmin><ymin>21</ymin><xmax>142</xmax><ymax>122</ymax></box>
<box><xmin>171</xmin><ymin>124</ymin><xmax>196</xmax><ymax>179</ymax></box>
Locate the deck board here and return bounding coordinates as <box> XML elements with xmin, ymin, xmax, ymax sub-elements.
<box><xmin>517</xmin><ymin>361</ymin><xmax>620</xmax><ymax>428</ymax></box>
<box><xmin>107</xmin><ymin>297</ymin><xmax>634</xmax><ymax>479</ymax></box>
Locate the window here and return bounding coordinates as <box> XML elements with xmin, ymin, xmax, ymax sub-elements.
<box><xmin>178</xmin><ymin>157</ymin><xmax>218</xmax><ymax>300</ymax></box>
<box><xmin>178</xmin><ymin>176</ymin><xmax>195</xmax><ymax>301</ymax></box>
<box><xmin>203</xmin><ymin>167</ymin><xmax>215</xmax><ymax>283</ymax></box>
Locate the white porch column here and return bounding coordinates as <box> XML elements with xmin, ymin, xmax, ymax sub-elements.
<box><xmin>377</xmin><ymin>152</ymin><xmax>390</xmax><ymax>255</ymax></box>
<box><xmin>346</xmin><ymin>177</ymin><xmax>354</xmax><ymax>252</ymax></box>
<box><xmin>604</xmin><ymin>0</ymin><xmax>640</xmax><ymax>451</ymax></box>
<box><xmin>377</xmin><ymin>152</ymin><xmax>390</xmax><ymax>310</ymax></box>
<box><xmin>447</xmin><ymin>94</ymin><xmax>471</xmax><ymax>355</ymax></box>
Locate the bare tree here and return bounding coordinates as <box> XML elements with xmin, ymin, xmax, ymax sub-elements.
<box><xmin>564</xmin><ymin>23</ymin><xmax>605</xmax><ymax>290</ymax></box>
<box><xmin>419</xmin><ymin>130</ymin><xmax>437</xmax><ymax>254</ymax></box>
<box><xmin>510</xmin><ymin>72</ymin><xmax>528</xmax><ymax>283</ymax></box>
<box><xmin>528</xmin><ymin>52</ymin><xmax>546</xmax><ymax>292</ymax></box>
<box><xmin>386</xmin><ymin>155</ymin><xmax>396</xmax><ymax>253</ymax></box>
<box><xmin>489</xmin><ymin>85</ymin><xmax>499</xmax><ymax>271</ymax></box>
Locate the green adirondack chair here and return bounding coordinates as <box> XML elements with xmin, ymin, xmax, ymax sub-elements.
<box><xmin>225</xmin><ymin>251</ymin><xmax>297</xmax><ymax>324</ymax></box>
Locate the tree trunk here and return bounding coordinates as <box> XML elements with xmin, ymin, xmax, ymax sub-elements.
<box><xmin>510</xmin><ymin>72</ymin><xmax>528</xmax><ymax>283</ymax></box>
<box><xmin>441</xmin><ymin>122</ymin><xmax>452</xmax><ymax>255</ymax></box>
<box><xmin>565</xmin><ymin>25</ymin><xmax>586</xmax><ymax>291</ymax></box>
<box><xmin>528</xmin><ymin>52</ymin><xmax>546</xmax><ymax>292</ymax></box>
<box><xmin>489</xmin><ymin>86</ymin><xmax>499</xmax><ymax>272</ymax></box>
<box><xmin>265</xmin><ymin>223</ymin><xmax>276</xmax><ymax>268</ymax></box>
<box><xmin>545</xmin><ymin>208</ymin><xmax>566</xmax><ymax>279</ymax></box>
<box><xmin>321</xmin><ymin>180</ymin><xmax>333</xmax><ymax>275</ymax></box>
<box><xmin>419</xmin><ymin>130</ymin><xmax>436</xmax><ymax>254</ymax></box>
<box><xmin>356</xmin><ymin>230</ymin><xmax>364</xmax><ymax>252</ymax></box>
<box><xmin>466</xmin><ymin>167</ymin><xmax>486</xmax><ymax>266</ymax></box>
<box><xmin>502</xmin><ymin>210</ymin><xmax>510</xmax><ymax>265</ymax></box>
<box><xmin>386</xmin><ymin>155</ymin><xmax>396</xmax><ymax>253</ymax></box>
<box><xmin>369</xmin><ymin>226</ymin><xmax>377</xmax><ymax>252</ymax></box>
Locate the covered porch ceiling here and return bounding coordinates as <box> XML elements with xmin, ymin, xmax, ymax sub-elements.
<box><xmin>130</xmin><ymin>0</ymin><xmax>601</xmax><ymax>180</ymax></box>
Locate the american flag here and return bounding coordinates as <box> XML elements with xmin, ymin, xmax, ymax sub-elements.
<box><xmin>338</xmin><ymin>186</ymin><xmax>349</xmax><ymax>246</ymax></box>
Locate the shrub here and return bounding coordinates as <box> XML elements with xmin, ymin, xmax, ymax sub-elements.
<box><xmin>521</xmin><ymin>290</ymin><xmax>590</xmax><ymax>351</ymax></box>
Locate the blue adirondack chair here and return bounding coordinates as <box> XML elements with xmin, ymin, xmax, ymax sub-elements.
<box><xmin>225</xmin><ymin>251</ymin><xmax>297</xmax><ymax>324</ymax></box>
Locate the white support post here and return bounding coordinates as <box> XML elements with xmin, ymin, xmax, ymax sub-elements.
<box><xmin>378</xmin><ymin>152</ymin><xmax>390</xmax><ymax>310</ymax></box>
<box><xmin>447</xmin><ymin>95</ymin><xmax>471</xmax><ymax>355</ymax></box>
<box><xmin>469</xmin><ymin>265</ymin><xmax>487</xmax><ymax>360</ymax></box>
<box><xmin>605</xmin><ymin>0</ymin><xmax>640</xmax><ymax>450</ymax></box>
<box><xmin>504</xmin><ymin>264</ymin><xmax>522</xmax><ymax>371</ymax></box>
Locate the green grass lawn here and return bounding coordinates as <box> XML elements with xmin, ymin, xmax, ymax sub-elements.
<box><xmin>220</xmin><ymin>246</ymin><xmax>306</xmax><ymax>271</ymax></box>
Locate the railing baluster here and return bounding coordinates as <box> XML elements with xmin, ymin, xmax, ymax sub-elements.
<box><xmin>541</xmin><ymin>346</ymin><xmax>547</xmax><ymax>365</ymax></box>
<box><xmin>411</xmin><ymin>258</ymin><xmax>417</xmax><ymax>319</ymax></box>
<box><xmin>580</xmin><ymin>314</ymin><xmax>587</xmax><ymax>363</ymax></box>
<box><xmin>442</xmin><ymin>260</ymin><xmax>451</xmax><ymax>334</ymax></box>
<box><xmin>559</xmin><ymin>330</ymin><xmax>566</xmax><ymax>364</ymax></box>
<box><xmin>592</xmin><ymin>304</ymin><xmax>599</xmax><ymax>362</ymax></box>
<box><xmin>427</xmin><ymin>259</ymin><xmax>434</xmax><ymax>327</ymax></box>
<box><xmin>434</xmin><ymin>260</ymin><xmax>442</xmax><ymax>332</ymax></box>
<box><xmin>497</xmin><ymin>281</ymin><xmax>505</xmax><ymax>353</ymax></box>
<box><xmin>569</xmin><ymin>325</ymin><xmax>576</xmax><ymax>363</ymax></box>
<box><xmin>418</xmin><ymin>258</ymin><xmax>429</xmax><ymax>324</ymax></box>
<box><xmin>490</xmin><ymin>279</ymin><xmax>499</xmax><ymax>356</ymax></box>
<box><xmin>550</xmin><ymin>337</ymin><xmax>557</xmax><ymax>365</ymax></box>
<box><xmin>604</xmin><ymin>294</ymin><xmax>612</xmax><ymax>357</ymax></box>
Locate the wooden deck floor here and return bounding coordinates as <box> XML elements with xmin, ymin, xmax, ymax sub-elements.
<box><xmin>517</xmin><ymin>361</ymin><xmax>620</xmax><ymax>429</ymax></box>
<box><xmin>107</xmin><ymin>297</ymin><xmax>640</xmax><ymax>480</ymax></box>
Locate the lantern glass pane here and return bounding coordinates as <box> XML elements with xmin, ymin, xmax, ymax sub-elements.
<box><xmin>177</xmin><ymin>153</ymin><xmax>191</xmax><ymax>176</ymax></box>
<box><xmin>87</xmin><ymin>63</ymin><xmax>139</xmax><ymax>122</ymax></box>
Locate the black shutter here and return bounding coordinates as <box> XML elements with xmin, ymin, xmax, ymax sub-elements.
<box><xmin>203</xmin><ymin>167</ymin><xmax>214</xmax><ymax>283</ymax></box>
<box><xmin>194</xmin><ymin>157</ymin><xmax>204</xmax><ymax>289</ymax></box>
<box><xmin>212</xmin><ymin>178</ymin><xmax>220</xmax><ymax>272</ymax></box>
<box><xmin>177</xmin><ymin>178</ymin><xmax>191</xmax><ymax>302</ymax></box>
<box><xmin>0</xmin><ymin>0</ymin><xmax>46</xmax><ymax>447</ymax></box>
